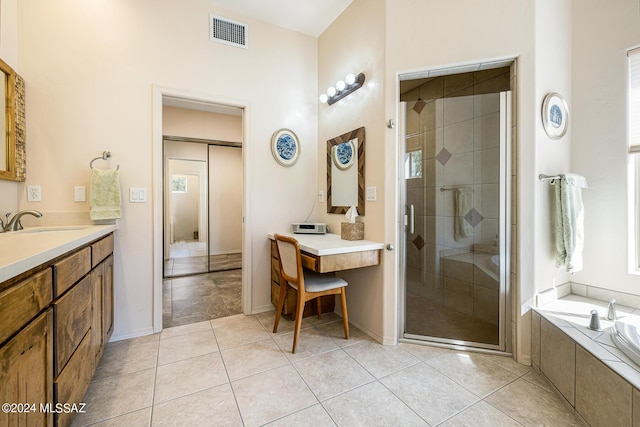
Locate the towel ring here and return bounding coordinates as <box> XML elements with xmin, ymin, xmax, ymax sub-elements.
<box><xmin>90</xmin><ymin>151</ymin><xmax>120</xmax><ymax>170</ymax></box>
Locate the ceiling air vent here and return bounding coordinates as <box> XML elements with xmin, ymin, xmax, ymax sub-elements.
<box><xmin>210</xmin><ymin>14</ymin><xmax>248</xmax><ymax>49</ymax></box>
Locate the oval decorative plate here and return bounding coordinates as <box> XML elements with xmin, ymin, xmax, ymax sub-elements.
<box><xmin>271</xmin><ymin>129</ymin><xmax>300</xmax><ymax>166</ymax></box>
<box><xmin>542</xmin><ymin>92</ymin><xmax>569</xmax><ymax>140</ymax></box>
<box><xmin>332</xmin><ymin>139</ymin><xmax>356</xmax><ymax>170</ymax></box>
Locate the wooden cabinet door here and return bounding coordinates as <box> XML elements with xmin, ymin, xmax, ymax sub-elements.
<box><xmin>90</xmin><ymin>254</ymin><xmax>113</xmax><ymax>366</ymax></box>
<box><xmin>90</xmin><ymin>262</ymin><xmax>104</xmax><ymax>364</ymax></box>
<box><xmin>0</xmin><ymin>309</ymin><xmax>53</xmax><ymax>427</ymax></box>
<box><xmin>102</xmin><ymin>255</ymin><xmax>114</xmax><ymax>345</ymax></box>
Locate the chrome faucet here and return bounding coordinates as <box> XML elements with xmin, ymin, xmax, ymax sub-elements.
<box><xmin>608</xmin><ymin>299</ymin><xmax>617</xmax><ymax>321</ymax></box>
<box><xmin>1</xmin><ymin>210</ymin><xmax>43</xmax><ymax>232</ymax></box>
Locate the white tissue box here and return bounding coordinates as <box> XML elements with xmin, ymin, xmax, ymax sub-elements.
<box><xmin>341</xmin><ymin>222</ymin><xmax>364</xmax><ymax>240</ymax></box>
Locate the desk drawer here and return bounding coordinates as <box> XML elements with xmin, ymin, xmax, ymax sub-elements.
<box><xmin>300</xmin><ymin>253</ymin><xmax>317</xmax><ymax>271</ymax></box>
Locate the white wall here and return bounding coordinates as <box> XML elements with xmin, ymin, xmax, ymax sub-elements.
<box><xmin>12</xmin><ymin>0</ymin><xmax>318</xmax><ymax>339</ymax></box>
<box><xmin>571</xmin><ymin>0</ymin><xmax>640</xmax><ymax>294</ymax></box>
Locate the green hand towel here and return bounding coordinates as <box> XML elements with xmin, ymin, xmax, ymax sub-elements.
<box><xmin>454</xmin><ymin>187</ymin><xmax>474</xmax><ymax>241</ymax></box>
<box><xmin>90</xmin><ymin>168</ymin><xmax>122</xmax><ymax>221</ymax></box>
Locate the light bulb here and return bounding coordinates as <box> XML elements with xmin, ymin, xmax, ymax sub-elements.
<box><xmin>345</xmin><ymin>73</ymin><xmax>356</xmax><ymax>85</ymax></box>
<box><xmin>336</xmin><ymin>80</ymin><xmax>346</xmax><ymax>91</ymax></box>
<box><xmin>326</xmin><ymin>86</ymin><xmax>337</xmax><ymax>97</ymax></box>
<box><xmin>319</xmin><ymin>93</ymin><xmax>328</xmax><ymax>103</ymax></box>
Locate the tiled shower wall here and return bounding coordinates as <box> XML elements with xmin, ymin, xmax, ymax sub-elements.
<box><xmin>402</xmin><ymin>67</ymin><xmax>513</xmax><ymax>318</ymax></box>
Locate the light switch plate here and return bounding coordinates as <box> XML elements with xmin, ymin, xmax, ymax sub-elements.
<box><xmin>129</xmin><ymin>187</ymin><xmax>147</xmax><ymax>203</ymax></box>
<box><xmin>74</xmin><ymin>186</ymin><xmax>86</xmax><ymax>202</ymax></box>
<box><xmin>27</xmin><ymin>185</ymin><xmax>42</xmax><ymax>202</ymax></box>
<box><xmin>366</xmin><ymin>186</ymin><xmax>377</xmax><ymax>201</ymax></box>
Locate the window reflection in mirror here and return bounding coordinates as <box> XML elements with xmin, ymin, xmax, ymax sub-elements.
<box><xmin>327</xmin><ymin>127</ymin><xmax>365</xmax><ymax>215</ymax></box>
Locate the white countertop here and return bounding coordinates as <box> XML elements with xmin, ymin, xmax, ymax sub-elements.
<box><xmin>268</xmin><ymin>232</ymin><xmax>384</xmax><ymax>256</ymax></box>
<box><xmin>0</xmin><ymin>225</ymin><xmax>117</xmax><ymax>283</ymax></box>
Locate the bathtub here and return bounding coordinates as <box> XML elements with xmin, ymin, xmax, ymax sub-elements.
<box><xmin>612</xmin><ymin>318</ymin><xmax>640</xmax><ymax>367</ymax></box>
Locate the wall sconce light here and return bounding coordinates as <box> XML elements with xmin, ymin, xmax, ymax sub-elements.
<box><xmin>319</xmin><ymin>72</ymin><xmax>366</xmax><ymax>105</ymax></box>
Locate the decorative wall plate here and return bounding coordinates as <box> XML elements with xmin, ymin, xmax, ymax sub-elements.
<box><xmin>542</xmin><ymin>92</ymin><xmax>569</xmax><ymax>140</ymax></box>
<box><xmin>332</xmin><ymin>139</ymin><xmax>356</xmax><ymax>170</ymax></box>
<box><xmin>271</xmin><ymin>129</ymin><xmax>299</xmax><ymax>166</ymax></box>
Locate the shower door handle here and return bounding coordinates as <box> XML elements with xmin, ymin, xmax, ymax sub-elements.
<box><xmin>406</xmin><ymin>204</ymin><xmax>415</xmax><ymax>234</ymax></box>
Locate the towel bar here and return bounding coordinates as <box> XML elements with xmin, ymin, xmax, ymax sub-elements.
<box><xmin>539</xmin><ymin>174</ymin><xmax>561</xmax><ymax>183</ymax></box>
<box><xmin>440</xmin><ymin>187</ymin><xmax>474</xmax><ymax>192</ymax></box>
<box><xmin>90</xmin><ymin>151</ymin><xmax>120</xmax><ymax>170</ymax></box>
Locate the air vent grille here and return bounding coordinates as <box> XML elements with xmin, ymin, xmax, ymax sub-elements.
<box><xmin>210</xmin><ymin>14</ymin><xmax>248</xmax><ymax>49</ymax></box>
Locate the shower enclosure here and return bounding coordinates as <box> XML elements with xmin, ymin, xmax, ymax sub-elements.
<box><xmin>399</xmin><ymin>68</ymin><xmax>512</xmax><ymax>351</ymax></box>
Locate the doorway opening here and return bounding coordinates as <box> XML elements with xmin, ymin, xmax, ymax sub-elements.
<box><xmin>161</xmin><ymin>100</ymin><xmax>244</xmax><ymax>328</ymax></box>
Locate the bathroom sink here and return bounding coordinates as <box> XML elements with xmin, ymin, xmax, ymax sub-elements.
<box><xmin>19</xmin><ymin>226</ymin><xmax>88</xmax><ymax>234</ymax></box>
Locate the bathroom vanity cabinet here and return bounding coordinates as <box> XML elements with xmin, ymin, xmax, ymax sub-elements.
<box><xmin>0</xmin><ymin>230</ymin><xmax>114</xmax><ymax>427</ymax></box>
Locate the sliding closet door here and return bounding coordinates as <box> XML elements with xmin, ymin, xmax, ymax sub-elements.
<box><xmin>208</xmin><ymin>145</ymin><xmax>243</xmax><ymax>272</ymax></box>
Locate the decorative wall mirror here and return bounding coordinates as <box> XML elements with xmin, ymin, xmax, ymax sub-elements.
<box><xmin>327</xmin><ymin>126</ymin><xmax>365</xmax><ymax>215</ymax></box>
<box><xmin>0</xmin><ymin>57</ymin><xmax>26</xmax><ymax>181</ymax></box>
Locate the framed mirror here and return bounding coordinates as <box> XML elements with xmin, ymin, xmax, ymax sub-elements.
<box><xmin>327</xmin><ymin>127</ymin><xmax>365</xmax><ymax>215</ymax></box>
<box><xmin>0</xmin><ymin>57</ymin><xmax>26</xmax><ymax>182</ymax></box>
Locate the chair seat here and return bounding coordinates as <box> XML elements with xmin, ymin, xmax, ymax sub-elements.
<box><xmin>287</xmin><ymin>269</ymin><xmax>347</xmax><ymax>293</ymax></box>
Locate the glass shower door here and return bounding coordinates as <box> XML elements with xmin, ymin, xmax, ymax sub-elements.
<box><xmin>401</xmin><ymin>91</ymin><xmax>511</xmax><ymax>351</ymax></box>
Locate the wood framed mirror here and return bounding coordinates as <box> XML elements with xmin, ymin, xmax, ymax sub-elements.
<box><xmin>327</xmin><ymin>126</ymin><xmax>365</xmax><ymax>215</ymax></box>
<box><xmin>0</xmin><ymin>57</ymin><xmax>26</xmax><ymax>182</ymax></box>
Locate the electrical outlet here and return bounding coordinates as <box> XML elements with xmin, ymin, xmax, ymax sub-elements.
<box><xmin>27</xmin><ymin>185</ymin><xmax>42</xmax><ymax>202</ymax></box>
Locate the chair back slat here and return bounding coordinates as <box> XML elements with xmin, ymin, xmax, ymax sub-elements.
<box><xmin>274</xmin><ymin>234</ymin><xmax>304</xmax><ymax>292</ymax></box>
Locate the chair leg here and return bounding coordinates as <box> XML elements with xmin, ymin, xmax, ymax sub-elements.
<box><xmin>292</xmin><ymin>294</ymin><xmax>305</xmax><ymax>354</ymax></box>
<box><xmin>316</xmin><ymin>296</ymin><xmax>322</xmax><ymax>320</ymax></box>
<box><xmin>273</xmin><ymin>281</ymin><xmax>288</xmax><ymax>333</ymax></box>
<box><xmin>340</xmin><ymin>287</ymin><xmax>349</xmax><ymax>340</ymax></box>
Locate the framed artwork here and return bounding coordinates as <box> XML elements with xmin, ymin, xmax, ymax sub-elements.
<box><xmin>542</xmin><ymin>92</ymin><xmax>569</xmax><ymax>140</ymax></box>
<box><xmin>271</xmin><ymin>129</ymin><xmax>300</xmax><ymax>166</ymax></box>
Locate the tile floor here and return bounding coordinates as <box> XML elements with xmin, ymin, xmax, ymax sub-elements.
<box><xmin>163</xmin><ymin>269</ymin><xmax>242</xmax><ymax>328</ymax></box>
<box><xmin>165</xmin><ymin>240</ymin><xmax>241</xmax><ymax>277</ymax></box>
<box><xmin>73</xmin><ymin>312</ymin><xmax>583</xmax><ymax>426</ymax></box>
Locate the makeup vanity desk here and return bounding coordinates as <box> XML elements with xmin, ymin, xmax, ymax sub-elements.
<box><xmin>268</xmin><ymin>232</ymin><xmax>384</xmax><ymax>317</ymax></box>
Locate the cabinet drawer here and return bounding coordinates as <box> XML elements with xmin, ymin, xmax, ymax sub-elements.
<box><xmin>53</xmin><ymin>247</ymin><xmax>91</xmax><ymax>297</ymax></box>
<box><xmin>54</xmin><ymin>330</ymin><xmax>93</xmax><ymax>427</ymax></box>
<box><xmin>0</xmin><ymin>269</ymin><xmax>52</xmax><ymax>345</ymax></box>
<box><xmin>54</xmin><ymin>276</ymin><xmax>92</xmax><ymax>375</ymax></box>
<box><xmin>91</xmin><ymin>233</ymin><xmax>114</xmax><ymax>268</ymax></box>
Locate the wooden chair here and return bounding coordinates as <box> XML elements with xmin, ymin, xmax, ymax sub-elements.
<box><xmin>272</xmin><ymin>233</ymin><xmax>349</xmax><ymax>353</ymax></box>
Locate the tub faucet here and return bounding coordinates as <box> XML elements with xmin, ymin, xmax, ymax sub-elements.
<box><xmin>608</xmin><ymin>299</ymin><xmax>617</xmax><ymax>321</ymax></box>
<box><xmin>3</xmin><ymin>210</ymin><xmax>43</xmax><ymax>232</ymax></box>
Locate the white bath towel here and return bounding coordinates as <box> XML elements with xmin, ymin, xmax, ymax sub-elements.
<box><xmin>454</xmin><ymin>188</ymin><xmax>474</xmax><ymax>241</ymax></box>
<box><xmin>555</xmin><ymin>173</ymin><xmax>588</xmax><ymax>273</ymax></box>
<box><xmin>90</xmin><ymin>168</ymin><xmax>122</xmax><ymax>221</ymax></box>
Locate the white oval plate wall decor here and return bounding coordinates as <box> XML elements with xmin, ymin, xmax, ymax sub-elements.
<box><xmin>542</xmin><ymin>92</ymin><xmax>569</xmax><ymax>140</ymax></box>
<box><xmin>271</xmin><ymin>129</ymin><xmax>300</xmax><ymax>166</ymax></box>
<box><xmin>332</xmin><ymin>139</ymin><xmax>356</xmax><ymax>170</ymax></box>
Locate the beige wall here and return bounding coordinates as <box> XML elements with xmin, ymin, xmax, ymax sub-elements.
<box><xmin>571</xmin><ymin>0</ymin><xmax>640</xmax><ymax>294</ymax></box>
<box><xmin>10</xmin><ymin>0</ymin><xmax>318</xmax><ymax>340</ymax></box>
<box><xmin>0</xmin><ymin>0</ymin><xmax>19</xmax><ymax>213</ymax></box>
<box><xmin>162</xmin><ymin>106</ymin><xmax>242</xmax><ymax>143</ymax></box>
<box><xmin>318</xmin><ymin>0</ymin><xmax>387</xmax><ymax>342</ymax></box>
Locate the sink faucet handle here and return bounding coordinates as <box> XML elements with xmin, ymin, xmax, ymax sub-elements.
<box><xmin>608</xmin><ymin>299</ymin><xmax>617</xmax><ymax>321</ymax></box>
